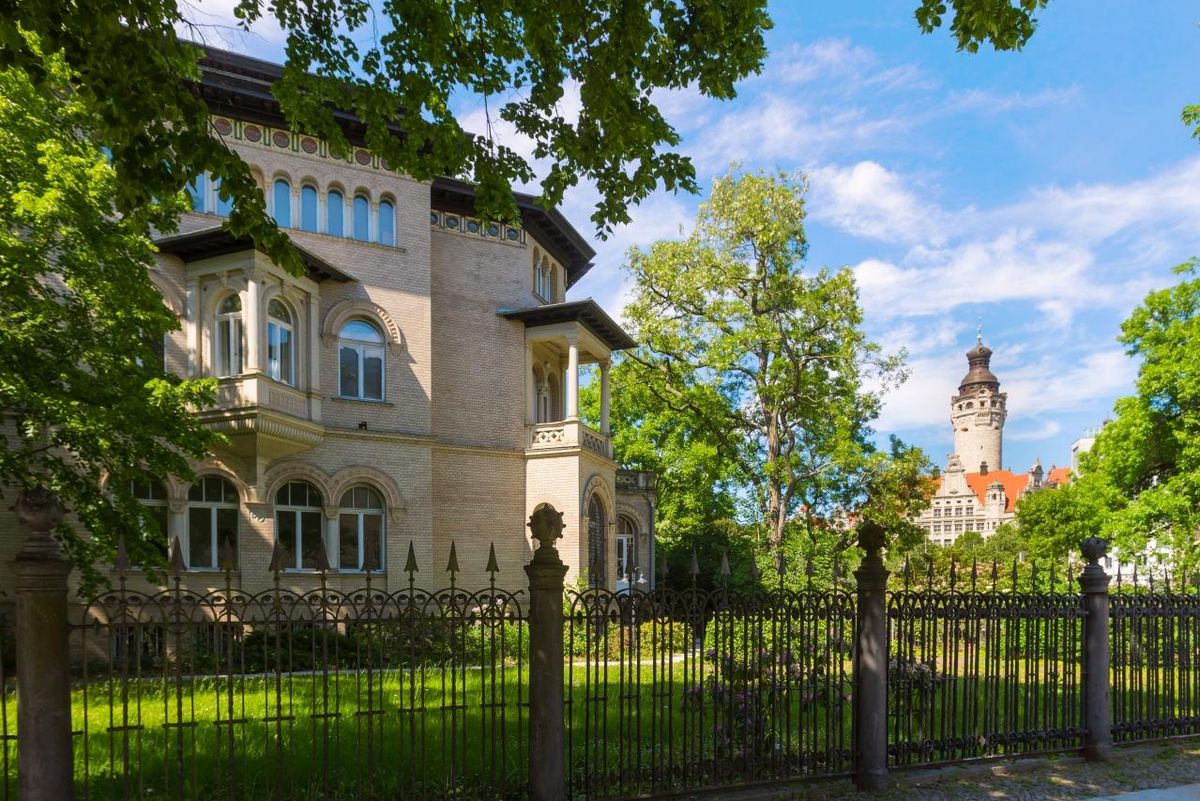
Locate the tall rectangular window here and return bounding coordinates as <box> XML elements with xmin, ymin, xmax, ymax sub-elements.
<box><xmin>327</xmin><ymin>190</ymin><xmax>343</xmax><ymax>236</ymax></box>
<box><xmin>300</xmin><ymin>185</ymin><xmax>318</xmax><ymax>232</ymax></box>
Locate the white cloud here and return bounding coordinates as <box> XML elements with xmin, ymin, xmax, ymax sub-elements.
<box><xmin>809</xmin><ymin>161</ymin><xmax>945</xmax><ymax>245</ymax></box>
<box><xmin>945</xmin><ymin>87</ymin><xmax>1079</xmax><ymax>114</ymax></box>
<box><xmin>176</xmin><ymin>0</ymin><xmax>285</xmax><ymax>47</ymax></box>
<box><xmin>1006</xmin><ymin>420</ymin><xmax>1062</xmax><ymax>442</ymax></box>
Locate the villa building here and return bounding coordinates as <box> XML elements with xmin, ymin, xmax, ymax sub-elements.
<box><xmin>0</xmin><ymin>47</ymin><xmax>655</xmax><ymax>595</ymax></box>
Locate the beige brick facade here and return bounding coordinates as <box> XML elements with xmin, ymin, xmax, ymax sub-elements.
<box><xmin>0</xmin><ymin>53</ymin><xmax>656</xmax><ymax>597</ymax></box>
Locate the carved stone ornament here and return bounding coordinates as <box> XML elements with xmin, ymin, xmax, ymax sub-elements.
<box><xmin>527</xmin><ymin>503</ymin><xmax>565</xmax><ymax>551</ymax></box>
<box><xmin>858</xmin><ymin>520</ymin><xmax>886</xmax><ymax>554</ymax></box>
<box><xmin>12</xmin><ymin>488</ymin><xmax>66</xmax><ymax>533</ymax></box>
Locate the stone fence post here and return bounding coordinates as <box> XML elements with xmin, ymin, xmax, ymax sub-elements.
<box><xmin>525</xmin><ymin>503</ymin><xmax>568</xmax><ymax>801</ymax></box>
<box><xmin>853</xmin><ymin>520</ymin><xmax>889</xmax><ymax>790</ymax></box>
<box><xmin>1079</xmin><ymin>537</ymin><xmax>1112</xmax><ymax>761</ymax></box>
<box><xmin>9</xmin><ymin>488</ymin><xmax>74</xmax><ymax>801</ymax></box>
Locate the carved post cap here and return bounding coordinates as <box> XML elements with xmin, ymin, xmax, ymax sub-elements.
<box><xmin>12</xmin><ymin>488</ymin><xmax>65</xmax><ymax>533</ymax></box>
<box><xmin>1081</xmin><ymin>537</ymin><xmax>1109</xmax><ymax>564</ymax></box>
<box><xmin>527</xmin><ymin>503</ymin><xmax>565</xmax><ymax>551</ymax></box>
<box><xmin>858</xmin><ymin>520</ymin><xmax>886</xmax><ymax>554</ymax></box>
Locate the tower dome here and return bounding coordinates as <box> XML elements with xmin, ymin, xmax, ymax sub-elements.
<box><xmin>959</xmin><ymin>338</ymin><xmax>999</xmax><ymax>392</ymax></box>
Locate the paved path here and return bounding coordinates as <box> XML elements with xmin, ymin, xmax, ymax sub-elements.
<box><xmin>1084</xmin><ymin>784</ymin><xmax>1200</xmax><ymax>801</ymax></box>
<box><xmin>733</xmin><ymin>740</ymin><xmax>1200</xmax><ymax>801</ymax></box>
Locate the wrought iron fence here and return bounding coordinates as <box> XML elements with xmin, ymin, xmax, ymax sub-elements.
<box><xmin>1110</xmin><ymin>570</ymin><xmax>1200</xmax><ymax>744</ymax></box>
<box><xmin>564</xmin><ymin>559</ymin><xmax>855</xmax><ymax>801</ymax></box>
<box><xmin>69</xmin><ymin>541</ymin><xmax>528</xmax><ymax>801</ymax></box>
<box><xmin>8</xmin><ymin>519</ymin><xmax>1200</xmax><ymax>801</ymax></box>
<box><xmin>886</xmin><ymin>562</ymin><xmax>1084</xmax><ymax>768</ymax></box>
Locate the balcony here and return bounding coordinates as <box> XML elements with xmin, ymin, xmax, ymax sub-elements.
<box><xmin>197</xmin><ymin>375</ymin><xmax>324</xmax><ymax>460</ymax></box>
<box><xmin>526</xmin><ymin>420</ymin><xmax>612</xmax><ymax>459</ymax></box>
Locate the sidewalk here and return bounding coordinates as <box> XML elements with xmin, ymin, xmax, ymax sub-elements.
<box><xmin>741</xmin><ymin>740</ymin><xmax>1200</xmax><ymax>801</ymax></box>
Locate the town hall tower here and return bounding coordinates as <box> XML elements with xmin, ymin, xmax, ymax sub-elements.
<box><xmin>950</xmin><ymin>332</ymin><xmax>1007</xmax><ymax>473</ymax></box>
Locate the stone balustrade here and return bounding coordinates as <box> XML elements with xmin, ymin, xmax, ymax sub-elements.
<box><xmin>526</xmin><ymin>419</ymin><xmax>612</xmax><ymax>459</ymax></box>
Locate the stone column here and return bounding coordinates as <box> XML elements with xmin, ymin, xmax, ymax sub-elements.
<box><xmin>1079</xmin><ymin>537</ymin><xmax>1112</xmax><ymax>761</ymax></box>
<box><xmin>185</xmin><ymin>279</ymin><xmax>200</xmax><ymax>377</ymax></box>
<box><xmin>324</xmin><ymin>506</ymin><xmax>340</xmax><ymax>571</ymax></box>
<box><xmin>524</xmin><ymin>504</ymin><xmax>568</xmax><ymax>801</ymax></box>
<box><xmin>526</xmin><ymin>342</ymin><xmax>537</xmax><ymax>425</ymax></box>
<box><xmin>599</xmin><ymin>359</ymin><xmax>611</xmax><ymax>435</ymax></box>
<box><xmin>565</xmin><ymin>336</ymin><xmax>579</xmax><ymax>419</ymax></box>
<box><xmin>9</xmin><ymin>489</ymin><xmax>74</xmax><ymax>801</ymax></box>
<box><xmin>854</xmin><ymin>520</ymin><xmax>889</xmax><ymax>790</ymax></box>
<box><xmin>244</xmin><ymin>273</ymin><xmax>262</xmax><ymax>373</ymax></box>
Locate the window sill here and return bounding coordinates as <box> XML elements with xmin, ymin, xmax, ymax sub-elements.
<box><xmin>331</xmin><ymin>395</ymin><xmax>394</xmax><ymax>407</ymax></box>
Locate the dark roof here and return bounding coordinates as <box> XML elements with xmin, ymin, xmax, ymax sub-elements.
<box><xmin>959</xmin><ymin>341</ymin><xmax>999</xmax><ymax>392</ymax></box>
<box><xmin>155</xmin><ymin>227</ymin><xmax>354</xmax><ymax>282</ymax></box>
<box><xmin>194</xmin><ymin>46</ymin><xmax>595</xmax><ymax>287</ymax></box>
<box><xmin>431</xmin><ymin>178</ymin><xmax>595</xmax><ymax>287</ymax></box>
<box><xmin>499</xmin><ymin>300</ymin><xmax>636</xmax><ymax>351</ymax></box>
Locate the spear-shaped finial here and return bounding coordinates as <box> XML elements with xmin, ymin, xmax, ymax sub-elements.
<box><xmin>170</xmin><ymin>536</ymin><xmax>186</xmax><ymax>575</ymax></box>
<box><xmin>719</xmin><ymin>551</ymin><xmax>731</xmax><ymax>582</ymax></box>
<box><xmin>361</xmin><ymin>537</ymin><xmax>380</xmax><ymax>574</ymax></box>
<box><xmin>949</xmin><ymin>559</ymin><xmax>958</xmax><ymax>591</ymax></box>
<box><xmin>902</xmin><ymin>557</ymin><xmax>912</xmax><ymax>591</ymax></box>
<box><xmin>486</xmin><ymin>542</ymin><xmax>500</xmax><ymax>578</ymax></box>
<box><xmin>313</xmin><ymin>541</ymin><xmax>330</xmax><ymax>573</ymax></box>
<box><xmin>404</xmin><ymin>540</ymin><xmax>418</xmax><ymax>577</ymax></box>
<box><xmin>268</xmin><ymin>539</ymin><xmax>288</xmax><ymax>574</ymax></box>
<box><xmin>688</xmin><ymin>549</ymin><xmax>700</xmax><ymax>584</ymax></box>
<box><xmin>217</xmin><ymin>539</ymin><xmax>235</xmax><ymax>573</ymax></box>
<box><xmin>446</xmin><ymin>540</ymin><xmax>460</xmax><ymax>577</ymax></box>
<box><xmin>657</xmin><ymin>555</ymin><xmax>669</xmax><ymax>581</ymax></box>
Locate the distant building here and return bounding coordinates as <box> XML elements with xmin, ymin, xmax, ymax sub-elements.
<box><xmin>915</xmin><ymin>334</ymin><xmax>1069</xmax><ymax>546</ymax></box>
<box><xmin>1071</xmin><ymin>426</ymin><xmax>1104</xmax><ymax>472</ymax></box>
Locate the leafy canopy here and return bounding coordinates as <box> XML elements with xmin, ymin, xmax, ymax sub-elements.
<box><xmin>1013</xmin><ymin>261</ymin><xmax>1200</xmax><ymax>575</ymax></box>
<box><xmin>0</xmin><ymin>43</ymin><xmax>220</xmax><ymax>587</ymax></box>
<box><xmin>1</xmin><ymin>0</ymin><xmax>1056</xmax><ymax>266</ymax></box>
<box><xmin>617</xmin><ymin>169</ymin><xmax>925</xmax><ymax>558</ymax></box>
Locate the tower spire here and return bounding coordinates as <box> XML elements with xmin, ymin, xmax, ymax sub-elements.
<box><xmin>976</xmin><ymin>319</ymin><xmax>983</xmax><ymax>346</ymax></box>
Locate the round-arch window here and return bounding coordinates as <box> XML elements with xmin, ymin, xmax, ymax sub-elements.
<box><xmin>300</xmin><ymin>184</ymin><xmax>318</xmax><ymax>232</ymax></box>
<box><xmin>338</xmin><ymin>320</ymin><xmax>384</xmax><ymax>400</ymax></box>
<box><xmin>378</xmin><ymin>199</ymin><xmax>395</xmax><ymax>246</ymax></box>
<box><xmin>587</xmin><ymin>495</ymin><xmax>607</xmax><ymax>587</ymax></box>
<box><xmin>617</xmin><ymin>517</ymin><xmax>638</xmax><ymax>582</ymax></box>
<box><xmin>187</xmin><ymin>476</ymin><xmax>239</xmax><ymax>569</ymax></box>
<box><xmin>131</xmin><ymin>477</ymin><xmax>169</xmax><ymax>561</ymax></box>
<box><xmin>352</xmin><ymin>194</ymin><xmax>370</xmax><ymax>241</ymax></box>
<box><xmin>215</xmin><ymin>294</ymin><xmax>244</xmax><ymax>377</ymax></box>
<box><xmin>267</xmin><ymin>298</ymin><xmax>295</xmax><ymax>385</ymax></box>
<box><xmin>273</xmin><ymin>178</ymin><xmax>292</xmax><ymax>227</ymax></box>
<box><xmin>275</xmin><ymin>481</ymin><xmax>324</xmax><ymax>570</ymax></box>
<box><xmin>338</xmin><ymin>486</ymin><xmax>384</xmax><ymax>571</ymax></box>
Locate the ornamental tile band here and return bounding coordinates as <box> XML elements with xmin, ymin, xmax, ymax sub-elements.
<box><xmin>430</xmin><ymin>210</ymin><xmax>524</xmax><ymax>246</ymax></box>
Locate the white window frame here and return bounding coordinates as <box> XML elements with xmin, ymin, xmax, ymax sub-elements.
<box><xmin>214</xmin><ymin>294</ymin><xmax>244</xmax><ymax>377</ymax></box>
<box><xmin>337</xmin><ymin>487</ymin><xmax>385</xmax><ymax>572</ymax></box>
<box><xmin>266</xmin><ymin>298</ymin><xmax>296</xmax><ymax>385</ymax></box>
<box><xmin>186</xmin><ymin>476</ymin><xmax>239</xmax><ymax>570</ymax></box>
<box><xmin>274</xmin><ymin>481</ymin><xmax>324</xmax><ymax>571</ymax></box>
<box><xmin>337</xmin><ymin>320</ymin><xmax>385</xmax><ymax>400</ymax></box>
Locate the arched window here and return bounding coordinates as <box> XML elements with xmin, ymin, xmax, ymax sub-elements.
<box><xmin>587</xmin><ymin>495</ymin><xmax>606</xmax><ymax>588</ymax></box>
<box><xmin>534</xmin><ymin>251</ymin><xmax>557</xmax><ymax>301</ymax></box>
<box><xmin>213</xmin><ymin>176</ymin><xmax>234</xmax><ymax>217</ymax></box>
<box><xmin>300</xmin><ymin>184</ymin><xmax>318</xmax><ymax>232</ymax></box>
<box><xmin>266</xmin><ymin>299</ymin><xmax>295</xmax><ymax>385</ymax></box>
<box><xmin>187</xmin><ymin>174</ymin><xmax>207</xmax><ymax>213</ymax></box>
<box><xmin>378</xmin><ymin>199</ymin><xmax>395</xmax><ymax>246</ymax></box>
<box><xmin>215</xmin><ymin>294</ymin><xmax>244</xmax><ymax>377</ymax></box>
<box><xmin>273</xmin><ymin>178</ymin><xmax>292</xmax><ymax>227</ymax></box>
<box><xmin>338</xmin><ymin>320</ymin><xmax>384</xmax><ymax>400</ymax></box>
<box><xmin>617</xmin><ymin>517</ymin><xmax>637</xmax><ymax>582</ymax></box>
<box><xmin>131</xmin><ymin>477</ymin><xmax>169</xmax><ymax>561</ymax></box>
<box><xmin>187</xmin><ymin>476</ymin><xmax>239</xmax><ymax>569</ymax></box>
<box><xmin>338</xmin><ymin>486</ymin><xmax>384</xmax><ymax>571</ymax></box>
<box><xmin>275</xmin><ymin>481</ymin><xmax>324</xmax><ymax>570</ymax></box>
<box><xmin>352</xmin><ymin>194</ymin><xmax>370</xmax><ymax>241</ymax></box>
<box><xmin>327</xmin><ymin>189</ymin><xmax>344</xmax><ymax>236</ymax></box>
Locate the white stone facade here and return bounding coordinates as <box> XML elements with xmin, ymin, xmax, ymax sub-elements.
<box><xmin>915</xmin><ymin>339</ymin><xmax>1069</xmax><ymax>546</ymax></box>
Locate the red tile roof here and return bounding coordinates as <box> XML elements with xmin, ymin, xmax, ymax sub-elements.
<box><xmin>961</xmin><ymin>467</ymin><xmax>1071</xmax><ymax>513</ymax></box>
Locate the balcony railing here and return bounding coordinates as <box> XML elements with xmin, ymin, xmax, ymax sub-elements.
<box><xmin>526</xmin><ymin>420</ymin><xmax>611</xmax><ymax>459</ymax></box>
<box><xmin>210</xmin><ymin>375</ymin><xmax>321</xmax><ymax>424</ymax></box>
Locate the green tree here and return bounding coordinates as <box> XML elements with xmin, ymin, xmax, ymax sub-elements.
<box><xmin>0</xmin><ymin>46</ymin><xmax>219</xmax><ymax>586</ymax></box>
<box><xmin>1072</xmin><ymin>262</ymin><xmax>1200</xmax><ymax>573</ymax></box>
<box><xmin>619</xmin><ymin>169</ymin><xmax>909</xmax><ymax>551</ymax></box>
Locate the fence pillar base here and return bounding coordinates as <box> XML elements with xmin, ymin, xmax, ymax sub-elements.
<box><xmin>853</xmin><ymin>521</ymin><xmax>890</xmax><ymax>791</ymax></box>
<box><xmin>10</xmin><ymin>489</ymin><xmax>74</xmax><ymax>801</ymax></box>
<box><xmin>1079</xmin><ymin>537</ymin><xmax>1112</xmax><ymax>763</ymax></box>
<box><xmin>525</xmin><ymin>504</ymin><xmax>568</xmax><ymax>801</ymax></box>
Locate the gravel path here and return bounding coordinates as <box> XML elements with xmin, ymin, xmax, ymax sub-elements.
<box><xmin>729</xmin><ymin>741</ymin><xmax>1200</xmax><ymax>801</ymax></box>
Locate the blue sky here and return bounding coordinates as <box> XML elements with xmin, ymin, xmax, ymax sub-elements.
<box><xmin>189</xmin><ymin>1</ymin><xmax>1199</xmax><ymax>476</ymax></box>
